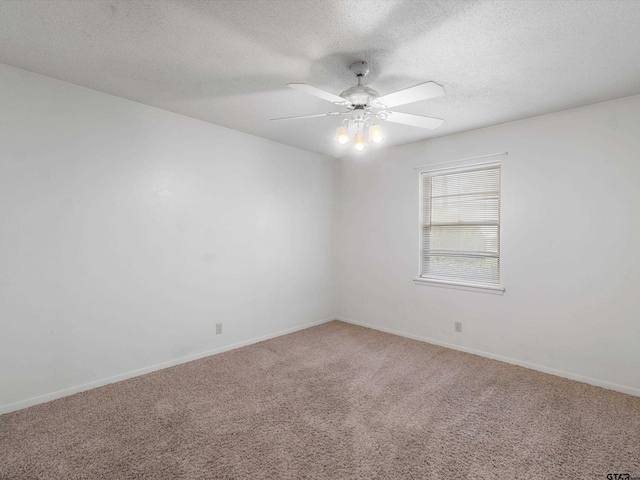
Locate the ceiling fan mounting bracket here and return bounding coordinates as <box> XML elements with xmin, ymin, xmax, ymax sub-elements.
<box><xmin>349</xmin><ymin>61</ymin><xmax>370</xmax><ymax>78</ymax></box>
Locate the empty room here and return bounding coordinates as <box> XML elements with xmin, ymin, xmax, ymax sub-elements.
<box><xmin>1</xmin><ymin>0</ymin><xmax>639</xmax><ymax>478</ymax></box>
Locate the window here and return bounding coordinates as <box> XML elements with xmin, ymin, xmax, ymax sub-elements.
<box><xmin>416</xmin><ymin>162</ymin><xmax>503</xmax><ymax>293</ymax></box>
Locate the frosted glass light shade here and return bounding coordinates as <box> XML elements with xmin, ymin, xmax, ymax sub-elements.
<box><xmin>354</xmin><ymin>132</ymin><xmax>366</xmax><ymax>151</ymax></box>
<box><xmin>335</xmin><ymin>126</ymin><xmax>349</xmax><ymax>145</ymax></box>
<box><xmin>369</xmin><ymin>124</ymin><xmax>383</xmax><ymax>144</ymax></box>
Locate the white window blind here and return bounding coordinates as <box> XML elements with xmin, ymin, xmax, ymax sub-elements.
<box><xmin>420</xmin><ymin>164</ymin><xmax>501</xmax><ymax>286</ymax></box>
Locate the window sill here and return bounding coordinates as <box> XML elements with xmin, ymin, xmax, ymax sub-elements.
<box><xmin>413</xmin><ymin>277</ymin><xmax>505</xmax><ymax>295</ymax></box>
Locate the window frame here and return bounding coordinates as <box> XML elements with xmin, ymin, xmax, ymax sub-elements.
<box><xmin>414</xmin><ymin>160</ymin><xmax>505</xmax><ymax>295</ymax></box>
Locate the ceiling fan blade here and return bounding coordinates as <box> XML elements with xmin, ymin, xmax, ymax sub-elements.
<box><xmin>382</xmin><ymin>111</ymin><xmax>444</xmax><ymax>129</ymax></box>
<box><xmin>270</xmin><ymin>111</ymin><xmax>345</xmax><ymax>121</ymax></box>
<box><xmin>376</xmin><ymin>82</ymin><xmax>445</xmax><ymax>108</ymax></box>
<box><xmin>287</xmin><ymin>83</ymin><xmax>346</xmax><ymax>104</ymax></box>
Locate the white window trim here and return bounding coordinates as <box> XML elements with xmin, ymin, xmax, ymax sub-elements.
<box><xmin>416</xmin><ymin>158</ymin><xmax>505</xmax><ymax>295</ymax></box>
<box><xmin>413</xmin><ymin>277</ymin><xmax>505</xmax><ymax>295</ymax></box>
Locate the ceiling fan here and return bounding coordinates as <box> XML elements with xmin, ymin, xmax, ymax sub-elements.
<box><xmin>271</xmin><ymin>61</ymin><xmax>445</xmax><ymax>151</ymax></box>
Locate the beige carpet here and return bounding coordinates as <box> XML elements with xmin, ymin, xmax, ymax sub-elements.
<box><xmin>1</xmin><ymin>321</ymin><xmax>639</xmax><ymax>479</ymax></box>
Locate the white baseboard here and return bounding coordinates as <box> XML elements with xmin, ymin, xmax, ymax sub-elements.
<box><xmin>336</xmin><ymin>316</ymin><xmax>640</xmax><ymax>398</ymax></box>
<box><xmin>0</xmin><ymin>316</ymin><xmax>335</xmax><ymax>415</ymax></box>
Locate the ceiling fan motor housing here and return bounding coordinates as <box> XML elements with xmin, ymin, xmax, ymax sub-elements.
<box><xmin>340</xmin><ymin>85</ymin><xmax>380</xmax><ymax>107</ymax></box>
<box><xmin>341</xmin><ymin>61</ymin><xmax>378</xmax><ymax>107</ymax></box>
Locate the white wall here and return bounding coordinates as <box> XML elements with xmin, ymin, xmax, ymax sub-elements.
<box><xmin>336</xmin><ymin>95</ymin><xmax>640</xmax><ymax>395</ymax></box>
<box><xmin>0</xmin><ymin>64</ymin><xmax>337</xmax><ymax>412</ymax></box>
<box><xmin>2</xmin><ymin>61</ymin><xmax>638</xmax><ymax>414</ymax></box>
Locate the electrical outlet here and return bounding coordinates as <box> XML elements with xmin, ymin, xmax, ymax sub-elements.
<box><xmin>455</xmin><ymin>321</ymin><xmax>462</xmax><ymax>333</ymax></box>
<box><xmin>216</xmin><ymin>323</ymin><xmax>222</xmax><ymax>335</ymax></box>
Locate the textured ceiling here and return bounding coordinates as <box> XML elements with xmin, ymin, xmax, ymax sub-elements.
<box><xmin>2</xmin><ymin>0</ymin><xmax>640</xmax><ymax>158</ymax></box>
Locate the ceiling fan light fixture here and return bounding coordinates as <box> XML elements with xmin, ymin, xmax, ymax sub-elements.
<box><xmin>368</xmin><ymin>123</ymin><xmax>383</xmax><ymax>144</ymax></box>
<box><xmin>353</xmin><ymin>132</ymin><xmax>366</xmax><ymax>152</ymax></box>
<box><xmin>335</xmin><ymin>125</ymin><xmax>349</xmax><ymax>145</ymax></box>
<box><xmin>273</xmin><ymin>61</ymin><xmax>446</xmax><ymax>152</ymax></box>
